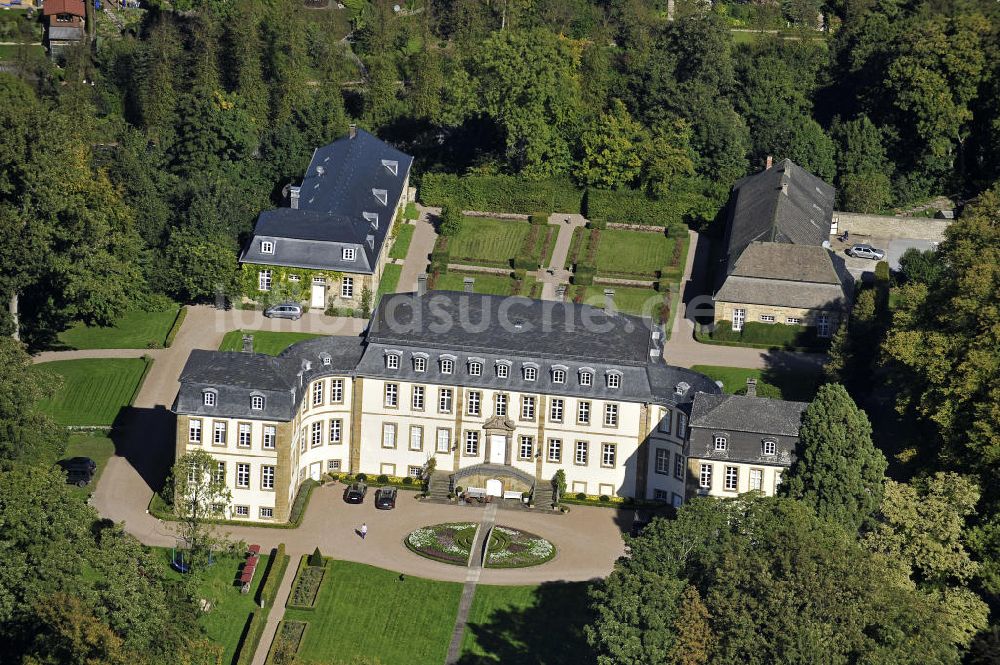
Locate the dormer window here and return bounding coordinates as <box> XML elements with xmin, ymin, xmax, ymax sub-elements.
<box><xmin>496</xmin><ymin>361</ymin><xmax>510</xmax><ymax>379</ymax></box>
<box><xmin>363</xmin><ymin>212</ymin><xmax>379</xmax><ymax>228</ymax></box>
<box><xmin>343</xmin><ymin>247</ymin><xmax>356</xmax><ymax>261</ymax></box>
<box><xmin>202</xmin><ymin>390</ymin><xmax>217</xmax><ymax>407</ymax></box>
<box><xmin>372</xmin><ymin>188</ymin><xmax>388</xmax><ymax>206</ymax></box>
<box><xmin>413</xmin><ymin>355</ymin><xmax>427</xmax><ymax>372</ymax></box>
<box><xmin>320</xmin><ymin>353</ymin><xmax>332</xmax><ymax>366</ymax></box>
<box><xmin>579</xmin><ymin>369</ymin><xmax>594</xmax><ymax>387</ymax></box>
<box><xmin>762</xmin><ymin>440</ymin><xmax>776</xmax><ymax>456</ymax></box>
<box><xmin>251</xmin><ymin>395</ymin><xmax>264</xmax><ymax>410</ymax></box>
<box><xmin>260</xmin><ymin>240</ymin><xmax>274</xmax><ymax>254</ymax></box>
<box><xmin>674</xmin><ymin>381</ymin><xmax>691</xmax><ymax>396</ymax></box>
<box><xmin>385</xmin><ymin>352</ymin><xmax>400</xmax><ymax>370</ymax></box>
<box><xmin>381</xmin><ymin>159</ymin><xmax>399</xmax><ymax>176</ymax></box>
<box><xmin>606</xmin><ymin>371</ymin><xmax>622</xmax><ymax>389</ymax></box>
<box><xmin>469</xmin><ymin>361</ymin><xmax>483</xmax><ymax>377</ymax></box>
<box><xmin>523</xmin><ymin>365</ymin><xmax>537</xmax><ymax>382</ymax></box>
<box><xmin>714</xmin><ymin>435</ymin><xmax>728</xmax><ymax>451</ymax></box>
<box><xmin>552</xmin><ymin>367</ymin><xmax>566</xmax><ymax>384</ymax></box>
<box><xmin>440</xmin><ymin>357</ymin><xmax>454</xmax><ymax>374</ymax></box>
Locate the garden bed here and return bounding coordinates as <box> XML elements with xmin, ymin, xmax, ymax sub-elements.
<box><xmin>485</xmin><ymin>526</ymin><xmax>556</xmax><ymax>568</ymax></box>
<box><xmin>288</xmin><ymin>560</ymin><xmax>325</xmax><ymax>609</ymax></box>
<box><xmin>405</xmin><ymin>522</ymin><xmax>478</xmax><ymax>566</ymax></box>
<box><xmin>267</xmin><ymin>620</ymin><xmax>308</xmax><ymax>665</ymax></box>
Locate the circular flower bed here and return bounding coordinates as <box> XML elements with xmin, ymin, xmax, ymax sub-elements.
<box><xmin>485</xmin><ymin>526</ymin><xmax>555</xmax><ymax>568</ymax></box>
<box><xmin>405</xmin><ymin>522</ymin><xmax>477</xmax><ymax>566</ymax></box>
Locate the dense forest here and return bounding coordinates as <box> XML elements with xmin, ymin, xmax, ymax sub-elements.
<box><xmin>0</xmin><ymin>0</ymin><xmax>998</xmax><ymax>662</ymax></box>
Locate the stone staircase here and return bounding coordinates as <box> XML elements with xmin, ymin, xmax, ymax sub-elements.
<box><xmin>532</xmin><ymin>479</ymin><xmax>555</xmax><ymax>509</ymax></box>
<box><xmin>427</xmin><ymin>470</ymin><xmax>452</xmax><ymax>501</ymax></box>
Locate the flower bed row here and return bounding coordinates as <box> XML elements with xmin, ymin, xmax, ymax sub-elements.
<box><xmin>485</xmin><ymin>526</ymin><xmax>556</xmax><ymax>568</ymax></box>
<box><xmin>405</xmin><ymin>523</ymin><xmax>478</xmax><ymax>566</ymax></box>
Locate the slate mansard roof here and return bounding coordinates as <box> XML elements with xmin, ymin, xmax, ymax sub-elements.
<box><xmin>688</xmin><ymin>393</ymin><xmax>808</xmax><ymax>467</ymax></box>
<box><xmin>174</xmin><ymin>292</ymin><xmax>721</xmax><ymax>421</ymax></box>
<box><xmin>240</xmin><ymin>129</ymin><xmax>413</xmax><ymax>274</ymax></box>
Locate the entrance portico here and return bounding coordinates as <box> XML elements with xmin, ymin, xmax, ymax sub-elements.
<box><xmin>481</xmin><ymin>415</ymin><xmax>515</xmax><ymax>466</ymax></box>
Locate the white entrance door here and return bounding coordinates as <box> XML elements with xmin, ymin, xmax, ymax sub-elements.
<box><xmin>485</xmin><ymin>478</ymin><xmax>503</xmax><ymax>497</ymax></box>
<box><xmin>309</xmin><ymin>462</ymin><xmax>321</xmax><ymax>481</ymax></box>
<box><xmin>489</xmin><ymin>434</ymin><xmax>506</xmax><ymax>464</ymax></box>
<box><xmin>310</xmin><ymin>282</ymin><xmax>326</xmax><ymax>308</ymax></box>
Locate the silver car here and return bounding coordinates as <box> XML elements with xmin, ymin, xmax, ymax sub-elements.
<box><xmin>847</xmin><ymin>244</ymin><xmax>886</xmax><ymax>260</ymax></box>
<box><xmin>263</xmin><ymin>303</ymin><xmax>303</xmax><ymax>320</ymax></box>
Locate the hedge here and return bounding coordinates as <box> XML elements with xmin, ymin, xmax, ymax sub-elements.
<box><xmin>709</xmin><ymin>320</ymin><xmax>828</xmax><ymax>350</ymax></box>
<box><xmin>586</xmin><ymin>217</ymin><xmax>607</xmax><ymax>230</ymax></box>
<box><xmin>420</xmin><ymin>173</ymin><xmax>583</xmax><ymax>213</ymax></box>
<box><xmin>584</xmin><ymin>186</ymin><xmax>704</xmax><ymax>229</ymax></box>
<box><xmin>529</xmin><ymin>212</ymin><xmax>550</xmax><ymax>225</ymax></box>
<box><xmin>573</xmin><ymin>264</ymin><xmax>596</xmax><ymax>286</ymax></box>
<box><xmin>164</xmin><ymin>306</ymin><xmax>188</xmax><ymax>348</ymax></box>
<box><xmin>234</xmin><ymin>544</ymin><xmax>290</xmax><ymax>665</ymax></box>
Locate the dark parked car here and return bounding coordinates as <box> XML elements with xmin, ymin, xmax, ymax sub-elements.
<box><xmin>63</xmin><ymin>457</ymin><xmax>97</xmax><ymax>487</ymax></box>
<box><xmin>374</xmin><ymin>487</ymin><xmax>397</xmax><ymax>510</ymax></box>
<box><xmin>847</xmin><ymin>244</ymin><xmax>886</xmax><ymax>260</ymax></box>
<box><xmin>343</xmin><ymin>482</ymin><xmax>368</xmax><ymax>504</ymax></box>
<box><xmin>263</xmin><ymin>302</ymin><xmax>303</xmax><ymax>320</ymax></box>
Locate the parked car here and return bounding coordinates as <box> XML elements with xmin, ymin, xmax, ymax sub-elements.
<box><xmin>62</xmin><ymin>457</ymin><xmax>96</xmax><ymax>487</ymax></box>
<box><xmin>263</xmin><ymin>303</ymin><xmax>303</xmax><ymax>320</ymax></box>
<box><xmin>374</xmin><ymin>486</ymin><xmax>397</xmax><ymax>510</ymax></box>
<box><xmin>847</xmin><ymin>244</ymin><xmax>886</xmax><ymax>260</ymax></box>
<box><xmin>343</xmin><ymin>482</ymin><xmax>368</xmax><ymax>504</ymax></box>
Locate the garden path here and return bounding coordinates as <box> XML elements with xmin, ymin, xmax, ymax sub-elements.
<box><xmin>445</xmin><ymin>503</ymin><xmax>497</xmax><ymax>665</ymax></box>
<box><xmin>251</xmin><ymin>558</ymin><xmax>298</xmax><ymax>665</ymax></box>
<box><xmin>397</xmin><ymin>206</ymin><xmax>438</xmax><ymax>293</ymax></box>
<box><xmin>535</xmin><ymin>213</ymin><xmax>587</xmax><ymax>300</ymax></box>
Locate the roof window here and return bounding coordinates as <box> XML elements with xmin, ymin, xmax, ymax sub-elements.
<box><xmin>381</xmin><ymin>159</ymin><xmax>399</xmax><ymax>176</ymax></box>
<box><xmin>372</xmin><ymin>189</ymin><xmax>388</xmax><ymax>206</ymax></box>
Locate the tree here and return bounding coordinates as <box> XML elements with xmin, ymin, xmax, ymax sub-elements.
<box><xmin>642</xmin><ymin>120</ymin><xmax>696</xmax><ymax>199</ymax></box>
<box><xmin>168</xmin><ymin>449</ymin><xmax>233</xmax><ymax>571</ymax></box>
<box><xmin>575</xmin><ymin>100</ymin><xmax>647</xmax><ymax>189</ymax></box>
<box><xmin>668</xmin><ymin>586</ymin><xmax>712</xmax><ymax>665</ymax></box>
<box><xmin>897</xmin><ymin>247</ymin><xmax>942</xmax><ymax>286</ymax></box>
<box><xmin>162</xmin><ymin>228</ymin><xmax>238</xmax><ymax>302</ymax></box>
<box><xmin>782</xmin><ymin>383</ymin><xmax>887</xmax><ymax>532</ymax></box>
<box><xmin>0</xmin><ymin>337</ymin><xmax>66</xmax><ymax>464</ymax></box>
<box><xmin>438</xmin><ymin>201</ymin><xmax>464</xmax><ymax>237</ymax></box>
<box><xmin>19</xmin><ymin>593</ymin><xmax>134</xmax><ymax>665</ymax></box>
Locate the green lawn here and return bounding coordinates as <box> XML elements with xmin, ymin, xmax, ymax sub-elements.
<box><xmin>284</xmin><ymin>560</ymin><xmax>463</xmax><ymax>665</ymax></box>
<box><xmin>389</xmin><ymin>223</ymin><xmax>415</xmax><ymax>259</ymax></box>
<box><xmin>691</xmin><ymin>364</ymin><xmax>822</xmax><ymax>402</ymax></box>
<box><xmin>593</xmin><ymin>229</ymin><xmax>676</xmax><ymax>277</ymax></box>
<box><xmin>449</xmin><ymin>217</ymin><xmax>535</xmax><ymax>266</ymax></box>
<box><xmin>579</xmin><ymin>285</ymin><xmax>663</xmax><ymax>317</ymax></box>
<box><xmin>160</xmin><ymin>549</ymin><xmax>273</xmax><ymax>665</ymax></box>
<box><xmin>61</xmin><ymin>433</ymin><xmax>115</xmax><ymax>499</ymax></box>
<box><xmin>33</xmin><ymin>358</ymin><xmax>150</xmax><ymax>426</ymax></box>
<box><xmin>378</xmin><ymin>263</ymin><xmax>403</xmax><ymax>300</ymax></box>
<box><xmin>56</xmin><ymin>306</ymin><xmax>181</xmax><ymax>350</ymax></box>
<box><xmin>434</xmin><ymin>272</ymin><xmax>537</xmax><ymax>296</ymax></box>
<box><xmin>218</xmin><ymin>330</ymin><xmax>326</xmax><ymax>355</ymax></box>
<box><xmin>459</xmin><ymin>582</ymin><xmax>596</xmax><ymax>664</ymax></box>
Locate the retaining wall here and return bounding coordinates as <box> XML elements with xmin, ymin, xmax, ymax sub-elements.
<box><xmin>833</xmin><ymin>212</ymin><xmax>951</xmax><ymax>242</ymax></box>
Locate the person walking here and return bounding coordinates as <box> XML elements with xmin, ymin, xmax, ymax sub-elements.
<box><xmin>360</xmin><ymin>522</ymin><xmax>368</xmax><ymax>540</ymax></box>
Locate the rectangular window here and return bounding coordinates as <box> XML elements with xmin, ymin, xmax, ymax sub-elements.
<box><xmin>714</xmin><ymin>435</ymin><xmax>727</xmax><ymax>451</ymax></box>
<box><xmin>467</xmin><ymin>391</ymin><xmax>481</xmax><ymax>416</ymax></box>
<box><xmin>465</xmin><ymin>431</ymin><xmax>479</xmax><ymax>456</ymax></box>
<box><xmin>236</xmin><ymin>463</ymin><xmax>250</xmax><ymax>489</ymax></box>
<box><xmin>238</xmin><ymin>423</ymin><xmax>251</xmax><ymax>447</ymax></box>
<box><xmin>519</xmin><ymin>435</ymin><xmax>534</xmax><ymax>461</ymax></box>
<box><xmin>310</xmin><ymin>422</ymin><xmax>322</xmax><ymax>448</ymax></box>
<box><xmin>312</xmin><ymin>381</ymin><xmax>324</xmax><ymax>406</ymax></box>
<box><xmin>677</xmin><ymin>413</ymin><xmax>687</xmax><ymax>438</ymax></box>
<box><xmin>260</xmin><ymin>240</ymin><xmax>274</xmax><ymax>254</ymax></box>
<box><xmin>258</xmin><ymin>270</ymin><xmax>272</xmax><ymax>291</ymax></box>
<box><xmin>414</xmin><ymin>356</ymin><xmax>427</xmax><ymax>372</ymax></box>
<box><xmin>412</xmin><ymin>385</ymin><xmax>425</xmax><ymax>410</ymax></box>
<box><xmin>214</xmin><ymin>461</ymin><xmax>225</xmax><ymax>484</ymax></box>
<box><xmin>607</xmin><ymin>373</ymin><xmax>621</xmax><ymax>389</ymax></box>
<box><xmin>384</xmin><ymin>383</ymin><xmax>398</xmax><ymax>408</ymax></box>
<box><xmin>653</xmin><ymin>489</ymin><xmax>669</xmax><ymax>502</ymax></box>
<box><xmin>213</xmin><ymin>421</ymin><xmax>227</xmax><ymax>446</ymax></box>
<box><xmin>261</xmin><ymin>465</ymin><xmax>275</xmax><ymax>490</ymax></box>
<box><xmin>287</xmin><ymin>274</ymin><xmax>300</xmax><ymax>282</ymax></box>
<box><xmin>260</xmin><ymin>507</ymin><xmax>273</xmax><ymax>519</ymax></box>
<box><xmin>263</xmin><ymin>425</ymin><xmax>276</xmax><ymax>450</ymax></box>
<box><xmin>759</xmin><ymin>314</ymin><xmax>775</xmax><ymax>323</ymax></box>
<box><xmin>521</xmin><ymin>396</ymin><xmax>535</xmax><ymax>420</ymax></box>
<box><xmin>674</xmin><ymin>454</ymin><xmax>684</xmax><ymax>480</ymax></box>
<box><xmin>386</xmin><ymin>354</ymin><xmax>399</xmax><ymax>370</ymax></box>
<box><xmin>579</xmin><ymin>371</ymin><xmax>593</xmax><ymax>386</ymax></box>
<box><xmin>409</xmin><ymin>425</ymin><xmax>423</xmax><ymax>451</ymax></box>
<box><xmin>550</xmin><ymin>398</ymin><xmax>564</xmax><ymax>422</ymax></box>
<box><xmin>234</xmin><ymin>505</ymin><xmax>249</xmax><ymax>518</ymax></box>
<box><xmin>602</xmin><ymin>443</ymin><xmax>617</xmax><ymax>468</ymax></box>
<box><xmin>552</xmin><ymin>368</ymin><xmax>566</xmax><ymax>384</ymax></box>
<box><xmin>189</xmin><ymin>419</ymin><xmax>202</xmax><ymax>443</ymax></box>
<box><xmin>329</xmin><ymin>419</ymin><xmax>342</xmax><ymax>444</ymax></box>
<box><xmin>732</xmin><ymin>308</ymin><xmax>745</xmax><ymax>332</ymax></box>
<box><xmin>382</xmin><ymin>423</ymin><xmax>397</xmax><ymax>449</ymax></box>
<box><xmin>495</xmin><ymin>393</ymin><xmax>508</xmax><ymax>417</ymax></box>
<box><xmin>341</xmin><ymin>276</ymin><xmax>354</xmax><ymax>298</ymax></box>
<box><xmin>786</xmin><ymin>316</ymin><xmax>802</xmax><ymax>324</ymax></box>
<box><xmin>203</xmin><ymin>391</ymin><xmax>216</xmax><ymax>407</ymax></box>
<box><xmin>763</xmin><ymin>440</ymin><xmax>777</xmax><ymax>456</ymax></box>
<box><xmin>655</xmin><ymin>448</ymin><xmax>670</xmax><ymax>474</ymax></box>
<box><xmin>469</xmin><ymin>361</ymin><xmax>482</xmax><ymax>376</ymax></box>
<box><xmin>438</xmin><ymin>388</ymin><xmax>453</xmax><ymax>413</ymax></box>
<box><xmin>724</xmin><ymin>466</ymin><xmax>738</xmax><ymax>491</ymax></box>
<box><xmin>496</xmin><ymin>363</ymin><xmax>509</xmax><ymax>379</ymax></box>
<box><xmin>408</xmin><ymin>465</ymin><xmax>423</xmax><ymax>478</ymax></box>
<box><xmin>817</xmin><ymin>314</ymin><xmax>831</xmax><ymax>338</ymax></box>
<box><xmin>659</xmin><ymin>408</ymin><xmax>671</xmax><ymax>434</ymax></box>
<box><xmin>577</xmin><ymin>401</ymin><xmax>591</xmax><ymax>425</ymax></box>
<box><xmin>330</xmin><ymin>379</ymin><xmax>344</xmax><ymax>403</ymax></box>
<box><xmin>547</xmin><ymin>438</ymin><xmax>562</xmax><ymax>463</ymax></box>
<box><xmin>749</xmin><ymin>468</ymin><xmax>763</xmax><ymax>491</ymax></box>
<box><xmin>575</xmin><ymin>441</ymin><xmax>589</xmax><ymax>465</ymax></box>
<box><xmin>343</xmin><ymin>247</ymin><xmax>356</xmax><ymax>261</ymax></box>
<box><xmin>604</xmin><ymin>403</ymin><xmax>619</xmax><ymax>427</ymax></box>
<box><xmin>523</xmin><ymin>366</ymin><xmax>537</xmax><ymax>381</ymax></box>
<box><xmin>328</xmin><ymin>459</ymin><xmax>342</xmax><ymax>472</ymax></box>
<box><xmin>300</xmin><ymin>429</ymin><xmax>306</xmax><ymax>453</ymax></box>
<box><xmin>699</xmin><ymin>463</ymin><xmax>712</xmax><ymax>489</ymax></box>
<box><xmin>436</xmin><ymin>428</ymin><xmax>451</xmax><ymax>453</ymax></box>
<box><xmin>440</xmin><ymin>358</ymin><xmax>454</xmax><ymax>374</ymax></box>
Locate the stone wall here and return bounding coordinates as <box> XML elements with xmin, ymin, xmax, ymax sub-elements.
<box><xmin>833</xmin><ymin>211</ymin><xmax>951</xmax><ymax>241</ymax></box>
<box><xmin>714</xmin><ymin>300</ymin><xmax>843</xmax><ymax>332</ymax></box>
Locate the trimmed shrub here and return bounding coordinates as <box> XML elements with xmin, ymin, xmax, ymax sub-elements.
<box><xmin>420</xmin><ymin>173</ymin><xmax>583</xmax><ymax>213</ymax></box>
<box><xmin>164</xmin><ymin>306</ymin><xmax>187</xmax><ymax>348</ymax></box>
<box><xmin>356</xmin><ymin>473</ymin><xmax>367</xmax><ymax>482</ymax></box>
<box><xmin>874</xmin><ymin>260</ymin><xmax>890</xmax><ymax>282</ymax></box>
<box><xmin>402</xmin><ymin>476</ymin><xmax>413</xmax><ymax>485</ymax></box>
<box><xmin>377</xmin><ymin>474</ymin><xmax>389</xmax><ymax>484</ymax></box>
<box><xmin>512</xmin><ymin>256</ymin><xmax>537</xmax><ymax>270</ymax></box>
<box><xmin>584</xmin><ymin>185</ymin><xmax>708</xmax><ymax>227</ymax></box>
<box><xmin>710</xmin><ymin>320</ymin><xmax>826</xmax><ymax>349</ymax></box>
<box><xmin>529</xmin><ymin>212</ymin><xmax>550</xmax><ymax>225</ymax></box>
<box><xmin>289</xmin><ymin>480</ymin><xmax>318</xmax><ymax>527</ymax></box>
<box><xmin>573</xmin><ymin>264</ymin><xmax>596</xmax><ymax>286</ymax></box>
<box><xmin>439</xmin><ymin>201</ymin><xmax>464</xmax><ymax>236</ymax></box>
<box><xmin>599</xmin><ymin>495</ymin><xmax>610</xmax><ymax>503</ymax></box>
<box><xmin>308</xmin><ymin>547</ymin><xmax>323</xmax><ymax>567</ymax></box>
<box><xmin>586</xmin><ymin>217</ymin><xmax>607</xmax><ymax>230</ymax></box>
<box><xmin>575</xmin><ymin>492</ymin><xmax>587</xmax><ymax>501</ymax></box>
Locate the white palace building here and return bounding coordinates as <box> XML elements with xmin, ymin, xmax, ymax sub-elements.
<box><xmin>173</xmin><ymin>291</ymin><xmax>804</xmax><ymax>523</ymax></box>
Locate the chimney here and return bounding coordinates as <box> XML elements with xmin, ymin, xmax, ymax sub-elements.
<box><xmin>241</xmin><ymin>334</ymin><xmax>254</xmax><ymax>354</ymax></box>
<box><xmin>289</xmin><ymin>186</ymin><xmax>300</xmax><ymax>210</ymax></box>
<box><xmin>349</xmin><ymin>123</ymin><xmax>357</xmax><ymax>139</ymax></box>
<box><xmin>417</xmin><ymin>274</ymin><xmax>427</xmax><ymax>296</ymax></box>
<box><xmin>604</xmin><ymin>289</ymin><xmax>616</xmax><ymax>315</ymax></box>
<box><xmin>745</xmin><ymin>377</ymin><xmax>757</xmax><ymax>397</ymax></box>
<box><xmin>555</xmin><ymin>285</ymin><xmax>566</xmax><ymax>302</ymax></box>
<box><xmin>766</xmin><ymin>155</ymin><xmax>773</xmax><ymax>170</ymax></box>
<box><xmin>463</xmin><ymin>277</ymin><xmax>474</xmax><ymax>293</ymax></box>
